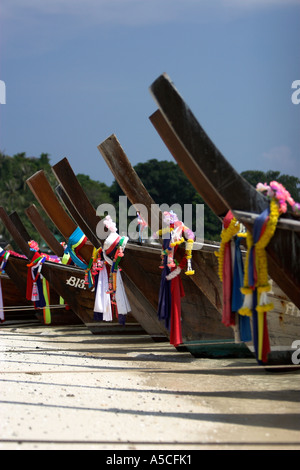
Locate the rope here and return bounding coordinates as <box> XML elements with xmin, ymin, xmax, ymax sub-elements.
<box><xmin>1</xmin><ymin>304</ymin><xmax>68</xmax><ymax>312</ymax></box>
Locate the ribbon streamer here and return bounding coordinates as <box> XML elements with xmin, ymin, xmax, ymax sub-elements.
<box><xmin>94</xmin><ymin>264</ymin><xmax>112</xmax><ymax>321</ymax></box>
<box><xmin>26</xmin><ymin>252</ymin><xmax>47</xmax><ymax>312</ymax></box>
<box><xmin>232</xmin><ymin>237</ymin><xmax>252</xmax><ymax>342</ymax></box>
<box><xmin>65</xmin><ymin>227</ymin><xmax>89</xmax><ymax>270</ymax></box>
<box><xmin>0</xmin><ymin>278</ymin><xmax>4</xmax><ymax>323</ymax></box>
<box><xmin>157</xmin><ymin>237</ymin><xmax>185</xmax><ymax>346</ymax></box>
<box><xmin>42</xmin><ymin>277</ymin><xmax>51</xmax><ymax>324</ymax></box>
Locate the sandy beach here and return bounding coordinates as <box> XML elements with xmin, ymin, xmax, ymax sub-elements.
<box><xmin>0</xmin><ymin>323</ymin><xmax>299</xmax><ymax>451</ymax></box>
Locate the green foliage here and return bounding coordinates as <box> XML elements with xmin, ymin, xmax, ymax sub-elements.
<box><xmin>0</xmin><ymin>151</ymin><xmax>61</xmax><ymax>250</ymax></box>
<box><xmin>76</xmin><ymin>173</ymin><xmax>113</xmax><ymax>209</ymax></box>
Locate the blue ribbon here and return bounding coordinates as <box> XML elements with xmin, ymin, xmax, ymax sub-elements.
<box><xmin>65</xmin><ymin>227</ymin><xmax>88</xmax><ymax>270</ymax></box>
<box><xmin>232</xmin><ymin>237</ymin><xmax>252</xmax><ymax>342</ymax></box>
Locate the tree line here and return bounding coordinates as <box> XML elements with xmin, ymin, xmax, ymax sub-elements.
<box><xmin>0</xmin><ymin>151</ymin><xmax>299</xmax><ymax>251</ymax></box>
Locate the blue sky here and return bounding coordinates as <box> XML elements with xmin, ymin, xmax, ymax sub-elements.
<box><xmin>0</xmin><ymin>0</ymin><xmax>299</xmax><ymax>187</ymax></box>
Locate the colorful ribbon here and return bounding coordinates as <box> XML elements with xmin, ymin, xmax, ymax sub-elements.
<box><xmin>239</xmin><ymin>199</ymin><xmax>280</xmax><ymax>364</ymax></box>
<box><xmin>0</xmin><ymin>248</ymin><xmax>10</xmax><ymax>272</ymax></box>
<box><xmin>232</xmin><ymin>237</ymin><xmax>252</xmax><ymax>342</ymax></box>
<box><xmin>215</xmin><ymin>212</ymin><xmax>253</xmax><ymax>343</ymax></box>
<box><xmin>65</xmin><ymin>227</ymin><xmax>89</xmax><ymax>269</ymax></box>
<box><xmin>104</xmin><ymin>236</ymin><xmax>130</xmax><ymax>324</ymax></box>
<box><xmin>0</xmin><ymin>278</ymin><xmax>4</xmax><ymax>323</ymax></box>
<box><xmin>244</xmin><ymin>207</ymin><xmax>272</xmax><ymax>363</ymax></box>
<box><xmin>65</xmin><ymin>227</ymin><xmax>95</xmax><ymax>289</ymax></box>
<box><xmin>26</xmin><ymin>252</ymin><xmax>48</xmax><ymax>317</ymax></box>
<box><xmin>42</xmin><ymin>277</ymin><xmax>51</xmax><ymax>324</ymax></box>
<box><xmin>157</xmin><ymin>237</ymin><xmax>185</xmax><ymax>347</ymax></box>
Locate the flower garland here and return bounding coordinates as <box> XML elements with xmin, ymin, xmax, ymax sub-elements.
<box><xmin>156</xmin><ymin>211</ymin><xmax>195</xmax><ymax>348</ymax></box>
<box><xmin>155</xmin><ymin>211</ymin><xmax>195</xmax><ymax>276</ymax></box>
<box><xmin>28</xmin><ymin>240</ymin><xmax>40</xmax><ymax>252</ymax></box>
<box><xmin>184</xmin><ymin>238</ymin><xmax>195</xmax><ymax>276</ymax></box>
<box><xmin>215</xmin><ymin>212</ymin><xmax>241</xmax><ymax>282</ymax></box>
<box><xmin>84</xmin><ymin>247</ymin><xmax>103</xmax><ymax>286</ymax></box>
<box><xmin>256</xmin><ymin>181</ymin><xmax>300</xmax><ymax>216</ymax></box>
<box><xmin>215</xmin><ymin>181</ymin><xmax>299</xmax><ymax>363</ymax></box>
<box><xmin>106</xmin><ymin>237</ymin><xmax>126</xmax><ymax>305</ymax></box>
<box><xmin>214</xmin><ymin>210</ymin><xmax>248</xmax><ymax>328</ymax></box>
<box><xmin>238</xmin><ymin>184</ymin><xmax>285</xmax><ymax>363</ymax></box>
<box><xmin>255</xmin><ymin>198</ymin><xmax>280</xmax><ymax>304</ymax></box>
<box><xmin>239</xmin><ymin>190</ymin><xmax>286</xmax><ymax>317</ymax></box>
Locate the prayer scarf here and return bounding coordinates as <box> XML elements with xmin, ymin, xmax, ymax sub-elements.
<box><xmin>103</xmin><ymin>238</ymin><xmax>131</xmax><ymax>325</ymax></box>
<box><xmin>94</xmin><ymin>264</ymin><xmax>112</xmax><ymax>321</ymax></box>
<box><xmin>26</xmin><ymin>252</ymin><xmax>51</xmax><ymax>323</ymax></box>
<box><xmin>157</xmin><ymin>238</ymin><xmax>185</xmax><ymax>347</ymax></box>
<box><xmin>232</xmin><ymin>237</ymin><xmax>252</xmax><ymax>342</ymax></box>
<box><xmin>246</xmin><ymin>208</ymin><xmax>271</xmax><ymax>364</ymax></box>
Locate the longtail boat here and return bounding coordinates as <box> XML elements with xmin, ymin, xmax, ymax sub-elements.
<box><xmin>25</xmin><ymin>170</ymin><xmax>169</xmax><ymax>341</ymax></box>
<box><xmin>149</xmin><ymin>73</ymin><xmax>300</xmax><ymax>308</ymax></box>
<box><xmin>51</xmin><ymin>156</ymin><xmax>253</xmax><ymax>359</ymax></box>
<box><xmin>0</xmin><ymin>208</ymin><xmax>82</xmax><ymax>326</ymax></box>
<box><xmin>8</xmin><ymin>204</ymin><xmax>149</xmax><ymax>336</ymax></box>
<box><xmin>149</xmin><ymin>73</ymin><xmax>300</xmax><ymax>365</ymax></box>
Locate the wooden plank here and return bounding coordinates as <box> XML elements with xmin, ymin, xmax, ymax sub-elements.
<box><xmin>150</xmin><ymin>73</ymin><xmax>267</xmax><ymax>214</ymax></box>
<box><xmin>51</xmin><ymin>159</ymin><xmax>106</xmax><ymax>245</ymax></box>
<box><xmin>0</xmin><ymin>207</ymin><xmax>32</xmax><ymax>259</ymax></box>
<box><xmin>9</xmin><ymin>211</ymin><xmax>31</xmax><ymax>242</ymax></box>
<box><xmin>55</xmin><ymin>184</ymin><xmax>101</xmax><ymax>249</ymax></box>
<box><xmin>26</xmin><ymin>170</ymin><xmax>93</xmax><ymax>263</ymax></box>
<box><xmin>233</xmin><ymin>210</ymin><xmax>300</xmax><ymax>232</ymax></box>
<box><xmin>98</xmin><ymin>135</ymin><xmax>162</xmax><ymax>231</ymax></box>
<box><xmin>149</xmin><ymin>109</ymin><xmax>228</xmax><ymax>217</ymax></box>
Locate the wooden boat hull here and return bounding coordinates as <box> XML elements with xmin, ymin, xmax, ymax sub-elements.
<box><xmin>126</xmin><ymin>242</ymin><xmax>232</xmax><ymax>339</ymax></box>
<box><xmin>51</xmin><ymin>158</ymin><xmax>254</xmax><ymax>358</ymax></box>
<box><xmin>149</xmin><ymin>73</ymin><xmax>300</xmax><ymax>364</ymax></box>
<box><xmin>128</xmin><ymin>241</ymin><xmax>300</xmax><ymax>363</ymax></box>
<box><xmin>1</xmin><ymin>203</ymin><xmax>152</xmax><ymax>335</ymax></box>
<box><xmin>0</xmin><ymin>255</ymin><xmax>82</xmax><ymax>326</ymax></box>
<box><xmin>25</xmin><ymin>171</ymin><xmax>169</xmax><ymax>340</ymax></box>
<box><xmin>149</xmin><ymin>73</ymin><xmax>300</xmax><ymax>310</ymax></box>
<box><xmin>247</xmin><ymin>281</ymin><xmax>300</xmax><ymax>364</ymax></box>
<box><xmin>1</xmin><ymin>253</ymin><xmax>147</xmax><ymax>334</ymax></box>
